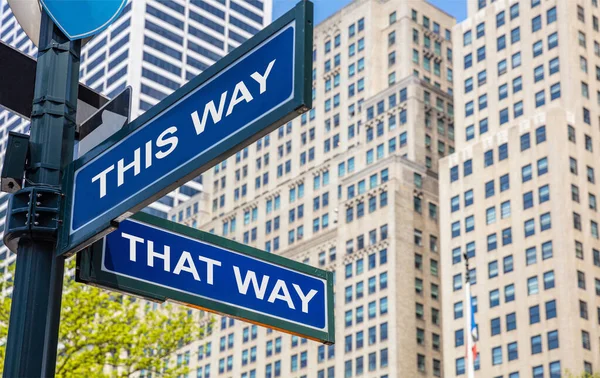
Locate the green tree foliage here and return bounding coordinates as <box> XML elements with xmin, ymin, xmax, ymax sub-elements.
<box><xmin>0</xmin><ymin>260</ymin><xmax>206</xmax><ymax>377</ymax></box>
<box><xmin>565</xmin><ymin>372</ymin><xmax>600</xmax><ymax>378</ymax></box>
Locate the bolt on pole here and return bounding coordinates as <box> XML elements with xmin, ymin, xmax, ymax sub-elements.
<box><xmin>2</xmin><ymin>11</ymin><xmax>80</xmax><ymax>378</ymax></box>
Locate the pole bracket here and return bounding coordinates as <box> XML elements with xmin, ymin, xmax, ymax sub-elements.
<box><xmin>38</xmin><ymin>41</ymin><xmax>80</xmax><ymax>59</ymax></box>
<box><xmin>3</xmin><ymin>186</ymin><xmax>62</xmax><ymax>253</ymax></box>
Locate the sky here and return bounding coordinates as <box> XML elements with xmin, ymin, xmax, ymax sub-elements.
<box><xmin>272</xmin><ymin>0</ymin><xmax>468</xmax><ymax>24</ymax></box>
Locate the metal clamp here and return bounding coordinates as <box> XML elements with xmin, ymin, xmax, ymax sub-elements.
<box><xmin>3</xmin><ymin>186</ymin><xmax>62</xmax><ymax>253</ymax></box>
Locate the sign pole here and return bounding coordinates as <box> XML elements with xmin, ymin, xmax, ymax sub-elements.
<box><xmin>3</xmin><ymin>12</ymin><xmax>80</xmax><ymax>377</ymax></box>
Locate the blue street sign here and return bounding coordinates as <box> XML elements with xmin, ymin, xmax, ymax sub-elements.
<box><xmin>59</xmin><ymin>2</ymin><xmax>313</xmax><ymax>255</ymax></box>
<box><xmin>40</xmin><ymin>0</ymin><xmax>127</xmax><ymax>40</ymax></box>
<box><xmin>77</xmin><ymin>213</ymin><xmax>335</xmax><ymax>344</ymax></box>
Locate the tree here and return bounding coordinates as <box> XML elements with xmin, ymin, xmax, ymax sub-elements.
<box><xmin>565</xmin><ymin>371</ymin><xmax>600</xmax><ymax>378</ymax></box>
<box><xmin>0</xmin><ymin>260</ymin><xmax>208</xmax><ymax>377</ymax></box>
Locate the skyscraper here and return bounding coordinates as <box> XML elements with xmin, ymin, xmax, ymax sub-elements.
<box><xmin>441</xmin><ymin>0</ymin><xmax>600</xmax><ymax>376</ymax></box>
<box><xmin>169</xmin><ymin>0</ymin><xmax>455</xmax><ymax>376</ymax></box>
<box><xmin>0</xmin><ymin>0</ymin><xmax>271</xmax><ymax>269</ymax></box>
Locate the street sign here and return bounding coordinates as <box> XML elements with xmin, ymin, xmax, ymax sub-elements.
<box><xmin>77</xmin><ymin>87</ymin><xmax>131</xmax><ymax>157</ymax></box>
<box><xmin>0</xmin><ymin>40</ymin><xmax>109</xmax><ymax>123</ymax></box>
<box><xmin>40</xmin><ymin>0</ymin><xmax>128</xmax><ymax>40</ymax></box>
<box><xmin>76</xmin><ymin>212</ymin><xmax>335</xmax><ymax>344</ymax></box>
<box><xmin>59</xmin><ymin>1</ymin><xmax>313</xmax><ymax>256</ymax></box>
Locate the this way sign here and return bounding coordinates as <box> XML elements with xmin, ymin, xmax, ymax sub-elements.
<box><xmin>60</xmin><ymin>2</ymin><xmax>313</xmax><ymax>255</ymax></box>
<box><xmin>77</xmin><ymin>212</ymin><xmax>335</xmax><ymax>344</ymax></box>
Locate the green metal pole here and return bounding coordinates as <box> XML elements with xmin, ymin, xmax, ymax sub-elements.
<box><xmin>2</xmin><ymin>12</ymin><xmax>80</xmax><ymax>378</ymax></box>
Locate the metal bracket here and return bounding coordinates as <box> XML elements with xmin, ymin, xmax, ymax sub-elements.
<box><xmin>3</xmin><ymin>186</ymin><xmax>62</xmax><ymax>253</ymax></box>
<box><xmin>1</xmin><ymin>132</ymin><xmax>30</xmax><ymax>193</ymax></box>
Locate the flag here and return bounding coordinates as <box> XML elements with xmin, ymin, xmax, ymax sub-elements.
<box><xmin>465</xmin><ymin>281</ymin><xmax>477</xmax><ymax>378</ymax></box>
<box><xmin>469</xmin><ymin>293</ymin><xmax>478</xmax><ymax>361</ymax></box>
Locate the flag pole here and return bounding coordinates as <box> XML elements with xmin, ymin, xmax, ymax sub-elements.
<box><xmin>464</xmin><ymin>253</ymin><xmax>475</xmax><ymax>378</ymax></box>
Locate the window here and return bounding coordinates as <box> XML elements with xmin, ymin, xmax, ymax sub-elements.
<box><xmin>522</xmin><ymin>164</ymin><xmax>532</xmax><ymax>182</ymax></box>
<box><xmin>534</xmin><ymin>65</ymin><xmax>544</xmax><ymax>83</ymax></box>
<box><xmin>504</xmin><ymin>255</ymin><xmax>513</xmax><ymax>273</ymax></box>
<box><xmin>539</xmin><ymin>185</ymin><xmax>550</xmax><ymax>203</ymax></box>
<box><xmin>453</xmin><ymin>274</ymin><xmax>462</xmax><ymax>291</ymax></box>
<box><xmin>485</xmin><ymin>150</ymin><xmax>494</xmax><ymax>167</ymax></box>
<box><xmin>510</xmin><ymin>3</ymin><xmax>519</xmax><ymax>19</ymax></box>
<box><xmin>579</xmin><ymin>31</ymin><xmax>587</xmax><ymax>48</ymax></box>
<box><xmin>465</xmin><ymin>190</ymin><xmax>473</xmax><ymax>206</ymax></box>
<box><xmin>543</xmin><ymin>330</ymin><xmax>559</xmax><ymax>352</ymax></box>
<box><xmin>574</xmin><ymin>212</ymin><xmax>582</xmax><ymax>230</ymax></box>
<box><xmin>454</xmin><ymin>302</ymin><xmax>463</xmax><ymax>319</ymax></box>
<box><xmin>498</xmin><ymin>59</ymin><xmax>507</xmax><ymax>76</ymax></box>
<box><xmin>548</xmin><ymin>32</ymin><xmax>558</xmax><ymax>49</ymax></box>
<box><xmin>528</xmin><ymin>276</ymin><xmax>540</xmax><ymax>295</ymax></box>
<box><xmin>485</xmin><ymin>180</ymin><xmax>495</xmax><ymax>198</ymax></box>
<box><xmin>531</xmin><ymin>335</ymin><xmax>542</xmax><ymax>354</ymax></box>
<box><xmin>543</xmin><ymin>271</ymin><xmax>555</xmax><ymax>289</ymax></box>
<box><xmin>501</xmin><ymin>201</ymin><xmax>511</xmax><ymax>219</ymax></box>
<box><xmin>489</xmin><ymin>261</ymin><xmax>498</xmax><ymax>278</ymax></box>
<box><xmin>499</xmin><ymin>144</ymin><xmax>508</xmax><ymax>161</ymax></box>
<box><xmin>525</xmin><ymin>219</ymin><xmax>535</xmax><ymax>237</ymax></box>
<box><xmin>497</xmin><ymin>35</ymin><xmax>506</xmax><ymax>51</ymax></box>
<box><xmin>507</xmin><ymin>342</ymin><xmax>518</xmax><ymax>361</ymax></box>
<box><xmin>533</xmin><ymin>40</ymin><xmax>543</xmax><ymax>57</ymax></box>
<box><xmin>488</xmin><ymin>234</ymin><xmax>497</xmax><ymax>251</ymax></box>
<box><xmin>514</xmin><ymin>101</ymin><xmax>523</xmax><ymax>118</ymax></box>
<box><xmin>580</xmin><ymin>300</ymin><xmax>588</xmax><ymax>319</ymax></box>
<box><xmin>505</xmin><ymin>284</ymin><xmax>515</xmax><ymax>302</ymax></box>
<box><xmin>526</xmin><ymin>247</ymin><xmax>537</xmax><ymax>266</ymax></box>
<box><xmin>491</xmin><ymin>318</ymin><xmax>501</xmax><ymax>336</ymax></box>
<box><xmin>520</xmin><ymin>134</ymin><xmax>531</xmax><ymax>152</ymax></box>
<box><xmin>535</xmin><ymin>90</ymin><xmax>545</xmax><ymax>107</ymax></box>
<box><xmin>578</xmin><ymin>270</ymin><xmax>586</xmax><ymax>289</ymax></box>
<box><xmin>513</xmin><ymin>76</ymin><xmax>523</xmax><ymax>93</ymax></box>
<box><xmin>500</xmin><ymin>108</ymin><xmax>509</xmax><ymax>125</ymax></box>
<box><xmin>500</xmin><ymin>174</ymin><xmax>510</xmax><ymax>192</ymax></box>
<box><xmin>499</xmin><ymin>84</ymin><xmax>508</xmax><ymax>100</ymax></box>
<box><xmin>532</xmin><ymin>15</ymin><xmax>542</xmax><ymax>32</ymax></box>
<box><xmin>456</xmin><ymin>358</ymin><xmax>465</xmax><ymax>376</ymax></box>
<box><xmin>511</xmin><ymin>27</ymin><xmax>520</xmax><ymax>43</ymax></box>
<box><xmin>550</xmin><ymin>83</ymin><xmax>561</xmax><ymax>100</ymax></box>
<box><xmin>530</xmin><ymin>305</ymin><xmax>540</xmax><ymax>324</ymax></box>
<box><xmin>538</xmin><ymin>157</ymin><xmax>548</xmax><ymax>175</ymax></box>
<box><xmin>547</xmin><ymin>6</ymin><xmax>557</xmax><ymax>24</ymax></box>
<box><xmin>477</xmin><ymin>46</ymin><xmax>486</xmax><ymax>62</ymax></box>
<box><xmin>540</xmin><ymin>212</ymin><xmax>551</xmax><ymax>231</ymax></box>
<box><xmin>464</xmin><ymin>53</ymin><xmax>473</xmax><ymax>69</ymax></box>
<box><xmin>455</xmin><ymin>329</ymin><xmax>464</xmax><ymax>347</ymax></box>
<box><xmin>487</xmin><ymin>207</ymin><xmax>496</xmax><ymax>225</ymax></box>
<box><xmin>490</xmin><ymin>289</ymin><xmax>500</xmax><ymax>307</ymax></box>
<box><xmin>492</xmin><ymin>346</ymin><xmax>502</xmax><ymax>365</ymax></box>
<box><xmin>464</xmin><ymin>30</ymin><xmax>472</xmax><ymax>46</ymax></box>
<box><xmin>534</xmin><ymin>126</ymin><xmax>546</xmax><ymax>144</ymax></box>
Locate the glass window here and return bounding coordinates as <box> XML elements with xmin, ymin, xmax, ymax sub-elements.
<box><xmin>532</xmin><ymin>15</ymin><xmax>542</xmax><ymax>32</ymax></box>
<box><xmin>533</xmin><ymin>40</ymin><xmax>543</xmax><ymax>57</ymax></box>
<box><xmin>528</xmin><ymin>276</ymin><xmax>539</xmax><ymax>295</ymax></box>
<box><xmin>492</xmin><ymin>346</ymin><xmax>502</xmax><ymax>365</ymax></box>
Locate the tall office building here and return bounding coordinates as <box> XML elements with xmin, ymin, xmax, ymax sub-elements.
<box><xmin>0</xmin><ymin>0</ymin><xmax>271</xmax><ymax>268</ymax></box>
<box><xmin>168</xmin><ymin>0</ymin><xmax>455</xmax><ymax>377</ymax></box>
<box><xmin>441</xmin><ymin>0</ymin><xmax>600</xmax><ymax>377</ymax></box>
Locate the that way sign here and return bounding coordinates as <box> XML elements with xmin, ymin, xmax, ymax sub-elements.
<box><xmin>59</xmin><ymin>2</ymin><xmax>313</xmax><ymax>256</ymax></box>
<box><xmin>77</xmin><ymin>212</ymin><xmax>335</xmax><ymax>344</ymax></box>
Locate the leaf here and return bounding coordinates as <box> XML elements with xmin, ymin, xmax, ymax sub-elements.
<box><xmin>0</xmin><ymin>259</ymin><xmax>207</xmax><ymax>377</ymax></box>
